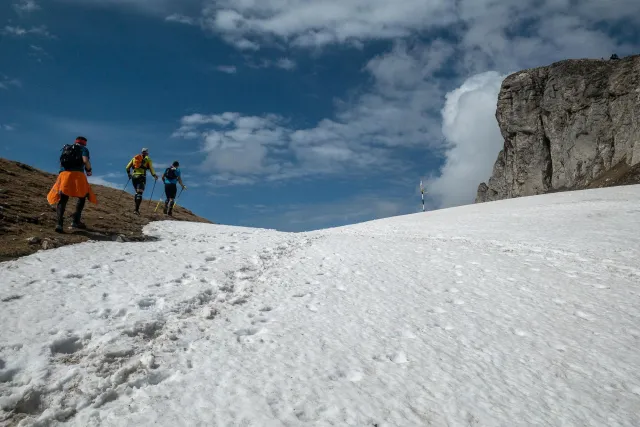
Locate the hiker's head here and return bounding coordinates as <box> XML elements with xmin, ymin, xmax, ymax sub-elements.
<box><xmin>141</xmin><ymin>147</ymin><xmax>149</xmax><ymax>156</ymax></box>
<box><xmin>75</xmin><ymin>136</ymin><xmax>87</xmax><ymax>146</ymax></box>
<box><xmin>172</xmin><ymin>161</ymin><xmax>179</xmax><ymax>167</ymax></box>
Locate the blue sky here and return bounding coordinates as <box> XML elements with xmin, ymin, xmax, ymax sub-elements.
<box><xmin>1</xmin><ymin>0</ymin><xmax>638</xmax><ymax>231</ymax></box>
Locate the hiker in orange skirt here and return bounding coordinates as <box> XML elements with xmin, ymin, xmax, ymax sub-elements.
<box><xmin>47</xmin><ymin>136</ymin><xmax>97</xmax><ymax>233</ymax></box>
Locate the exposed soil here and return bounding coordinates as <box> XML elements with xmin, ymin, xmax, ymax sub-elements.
<box><xmin>585</xmin><ymin>160</ymin><xmax>640</xmax><ymax>189</ymax></box>
<box><xmin>0</xmin><ymin>158</ymin><xmax>213</xmax><ymax>262</ymax></box>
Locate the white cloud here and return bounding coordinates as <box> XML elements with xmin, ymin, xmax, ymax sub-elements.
<box><xmin>214</xmin><ymin>65</ymin><xmax>237</xmax><ymax>74</ymax></box>
<box><xmin>427</xmin><ymin>71</ymin><xmax>507</xmax><ymax>208</ymax></box>
<box><xmin>28</xmin><ymin>44</ymin><xmax>50</xmax><ymax>62</ymax></box>
<box><xmin>2</xmin><ymin>124</ymin><xmax>16</xmax><ymax>131</ymax></box>
<box><xmin>13</xmin><ymin>0</ymin><xmax>40</xmax><ymax>14</ymax></box>
<box><xmin>195</xmin><ymin>0</ymin><xmax>639</xmax><ymax>55</ymax></box>
<box><xmin>3</xmin><ymin>25</ymin><xmax>54</xmax><ymax>38</ymax></box>
<box><xmin>200</xmin><ymin>0</ymin><xmax>456</xmax><ymax>50</ymax></box>
<box><xmin>173</xmin><ymin>41</ymin><xmax>453</xmax><ymax>184</ymax></box>
<box><xmin>246</xmin><ymin>57</ymin><xmax>297</xmax><ymax>71</ymax></box>
<box><xmin>275</xmin><ymin>58</ymin><xmax>296</xmax><ymax>70</ymax></box>
<box><xmin>0</xmin><ymin>75</ymin><xmax>22</xmax><ymax>90</ymax></box>
<box><xmin>88</xmin><ymin>175</ymin><xmax>122</xmax><ymax>189</ymax></box>
<box><xmin>165</xmin><ymin>14</ymin><xmax>195</xmax><ymax>25</ymax></box>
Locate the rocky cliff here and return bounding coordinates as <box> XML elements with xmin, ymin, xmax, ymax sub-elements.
<box><xmin>476</xmin><ymin>55</ymin><xmax>640</xmax><ymax>203</ymax></box>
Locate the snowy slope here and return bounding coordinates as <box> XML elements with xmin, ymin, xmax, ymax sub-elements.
<box><xmin>1</xmin><ymin>186</ymin><xmax>640</xmax><ymax>427</ymax></box>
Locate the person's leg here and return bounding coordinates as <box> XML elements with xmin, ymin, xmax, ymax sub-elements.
<box><xmin>56</xmin><ymin>193</ymin><xmax>69</xmax><ymax>231</ymax></box>
<box><xmin>133</xmin><ymin>176</ymin><xmax>146</xmax><ymax>213</ymax></box>
<box><xmin>71</xmin><ymin>195</ymin><xmax>87</xmax><ymax>227</ymax></box>
<box><xmin>163</xmin><ymin>190</ymin><xmax>170</xmax><ymax>214</ymax></box>
<box><xmin>166</xmin><ymin>183</ymin><xmax>177</xmax><ymax>215</ymax></box>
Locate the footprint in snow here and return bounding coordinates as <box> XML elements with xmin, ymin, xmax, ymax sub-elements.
<box><xmin>259</xmin><ymin>306</ymin><xmax>273</xmax><ymax>312</ymax></box>
<box><xmin>347</xmin><ymin>371</ymin><xmax>363</xmax><ymax>382</ymax></box>
<box><xmin>575</xmin><ymin>310</ymin><xmax>594</xmax><ymax>321</ymax></box>
<box><xmin>234</xmin><ymin>328</ymin><xmax>261</xmax><ymax>343</ymax></box>
<box><xmin>306</xmin><ymin>304</ymin><xmax>318</xmax><ymax>312</ymax></box>
<box><xmin>138</xmin><ymin>298</ymin><xmax>156</xmax><ymax>309</ymax></box>
<box><xmin>389</xmin><ymin>351</ymin><xmax>408</xmax><ymax>364</ymax></box>
<box><xmin>512</xmin><ymin>328</ymin><xmax>530</xmax><ymax>337</ymax></box>
<box><xmin>1</xmin><ymin>294</ymin><xmax>23</xmax><ymax>303</ymax></box>
<box><xmin>50</xmin><ymin>335</ymin><xmax>84</xmax><ymax>355</ymax></box>
<box><xmin>402</xmin><ymin>330</ymin><xmax>417</xmax><ymax>339</ymax></box>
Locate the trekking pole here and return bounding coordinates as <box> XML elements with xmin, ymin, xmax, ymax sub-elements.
<box><xmin>148</xmin><ymin>179</ymin><xmax>157</xmax><ymax>207</ymax></box>
<box><xmin>118</xmin><ymin>177</ymin><xmax>131</xmax><ymax>202</ymax></box>
<box><xmin>173</xmin><ymin>187</ymin><xmax>185</xmax><ymax>209</ymax></box>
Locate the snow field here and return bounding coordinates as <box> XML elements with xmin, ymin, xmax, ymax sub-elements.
<box><xmin>1</xmin><ymin>185</ymin><xmax>640</xmax><ymax>426</ymax></box>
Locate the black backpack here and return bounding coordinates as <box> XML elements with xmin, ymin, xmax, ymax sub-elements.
<box><xmin>165</xmin><ymin>167</ymin><xmax>177</xmax><ymax>181</ymax></box>
<box><xmin>60</xmin><ymin>144</ymin><xmax>84</xmax><ymax>170</ymax></box>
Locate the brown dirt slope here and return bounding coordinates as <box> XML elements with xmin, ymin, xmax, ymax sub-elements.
<box><xmin>584</xmin><ymin>160</ymin><xmax>640</xmax><ymax>189</ymax></box>
<box><xmin>0</xmin><ymin>158</ymin><xmax>213</xmax><ymax>262</ymax></box>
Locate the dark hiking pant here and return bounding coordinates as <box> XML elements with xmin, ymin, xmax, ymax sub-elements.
<box><xmin>57</xmin><ymin>193</ymin><xmax>86</xmax><ymax>226</ymax></box>
<box><xmin>132</xmin><ymin>175</ymin><xmax>146</xmax><ymax>212</ymax></box>
<box><xmin>164</xmin><ymin>183</ymin><xmax>177</xmax><ymax>215</ymax></box>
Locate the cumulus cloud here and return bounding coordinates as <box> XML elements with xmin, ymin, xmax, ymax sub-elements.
<box><xmin>427</xmin><ymin>71</ymin><xmax>507</xmax><ymax>208</ymax></box>
<box><xmin>214</xmin><ymin>65</ymin><xmax>237</xmax><ymax>74</ymax></box>
<box><xmin>246</xmin><ymin>57</ymin><xmax>297</xmax><ymax>71</ymax></box>
<box><xmin>195</xmin><ymin>0</ymin><xmax>639</xmax><ymax>57</ymax></box>
<box><xmin>173</xmin><ymin>41</ymin><xmax>454</xmax><ymax>184</ymax></box>
<box><xmin>88</xmin><ymin>175</ymin><xmax>122</xmax><ymax>189</ymax></box>
<box><xmin>3</xmin><ymin>25</ymin><xmax>54</xmax><ymax>38</ymax></box>
<box><xmin>0</xmin><ymin>75</ymin><xmax>22</xmax><ymax>90</ymax></box>
<box><xmin>13</xmin><ymin>0</ymin><xmax>40</xmax><ymax>14</ymax></box>
<box><xmin>165</xmin><ymin>14</ymin><xmax>195</xmax><ymax>25</ymax></box>
<box><xmin>200</xmin><ymin>0</ymin><xmax>455</xmax><ymax>50</ymax></box>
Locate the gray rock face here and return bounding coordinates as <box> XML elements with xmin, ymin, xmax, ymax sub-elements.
<box><xmin>476</xmin><ymin>55</ymin><xmax>640</xmax><ymax>203</ymax></box>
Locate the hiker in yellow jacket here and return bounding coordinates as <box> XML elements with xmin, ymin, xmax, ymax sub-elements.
<box><xmin>125</xmin><ymin>147</ymin><xmax>158</xmax><ymax>215</ymax></box>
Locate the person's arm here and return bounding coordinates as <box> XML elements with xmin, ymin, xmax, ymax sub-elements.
<box><xmin>83</xmin><ymin>156</ymin><xmax>92</xmax><ymax>176</ymax></box>
<box><xmin>125</xmin><ymin>159</ymin><xmax>133</xmax><ymax>177</ymax></box>
<box><xmin>178</xmin><ymin>175</ymin><xmax>186</xmax><ymax>189</ymax></box>
<box><xmin>148</xmin><ymin>159</ymin><xmax>157</xmax><ymax>179</ymax></box>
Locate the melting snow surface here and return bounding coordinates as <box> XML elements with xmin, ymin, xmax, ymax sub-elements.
<box><xmin>1</xmin><ymin>186</ymin><xmax>640</xmax><ymax>426</ymax></box>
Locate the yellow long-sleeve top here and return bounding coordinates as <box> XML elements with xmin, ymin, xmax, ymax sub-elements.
<box><xmin>126</xmin><ymin>155</ymin><xmax>156</xmax><ymax>177</ymax></box>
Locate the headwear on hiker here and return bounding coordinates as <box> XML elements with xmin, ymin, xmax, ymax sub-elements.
<box><xmin>141</xmin><ymin>147</ymin><xmax>149</xmax><ymax>154</ymax></box>
<box><xmin>75</xmin><ymin>136</ymin><xmax>87</xmax><ymax>146</ymax></box>
<box><xmin>172</xmin><ymin>161</ymin><xmax>179</xmax><ymax>167</ymax></box>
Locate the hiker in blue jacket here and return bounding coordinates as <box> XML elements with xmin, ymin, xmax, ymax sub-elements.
<box><xmin>161</xmin><ymin>161</ymin><xmax>186</xmax><ymax>216</ymax></box>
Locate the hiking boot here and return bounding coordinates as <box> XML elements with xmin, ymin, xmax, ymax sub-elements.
<box><xmin>71</xmin><ymin>221</ymin><xmax>87</xmax><ymax>229</ymax></box>
<box><xmin>55</xmin><ymin>224</ymin><xmax>64</xmax><ymax>233</ymax></box>
<box><xmin>134</xmin><ymin>210</ymin><xmax>140</xmax><ymax>216</ymax></box>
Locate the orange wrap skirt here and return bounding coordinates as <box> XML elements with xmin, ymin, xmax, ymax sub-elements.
<box><xmin>47</xmin><ymin>171</ymin><xmax>98</xmax><ymax>205</ymax></box>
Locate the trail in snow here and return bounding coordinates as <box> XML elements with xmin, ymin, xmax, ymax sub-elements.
<box><xmin>1</xmin><ymin>186</ymin><xmax>640</xmax><ymax>426</ymax></box>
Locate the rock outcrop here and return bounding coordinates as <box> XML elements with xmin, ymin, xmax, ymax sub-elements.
<box><xmin>476</xmin><ymin>54</ymin><xmax>640</xmax><ymax>203</ymax></box>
